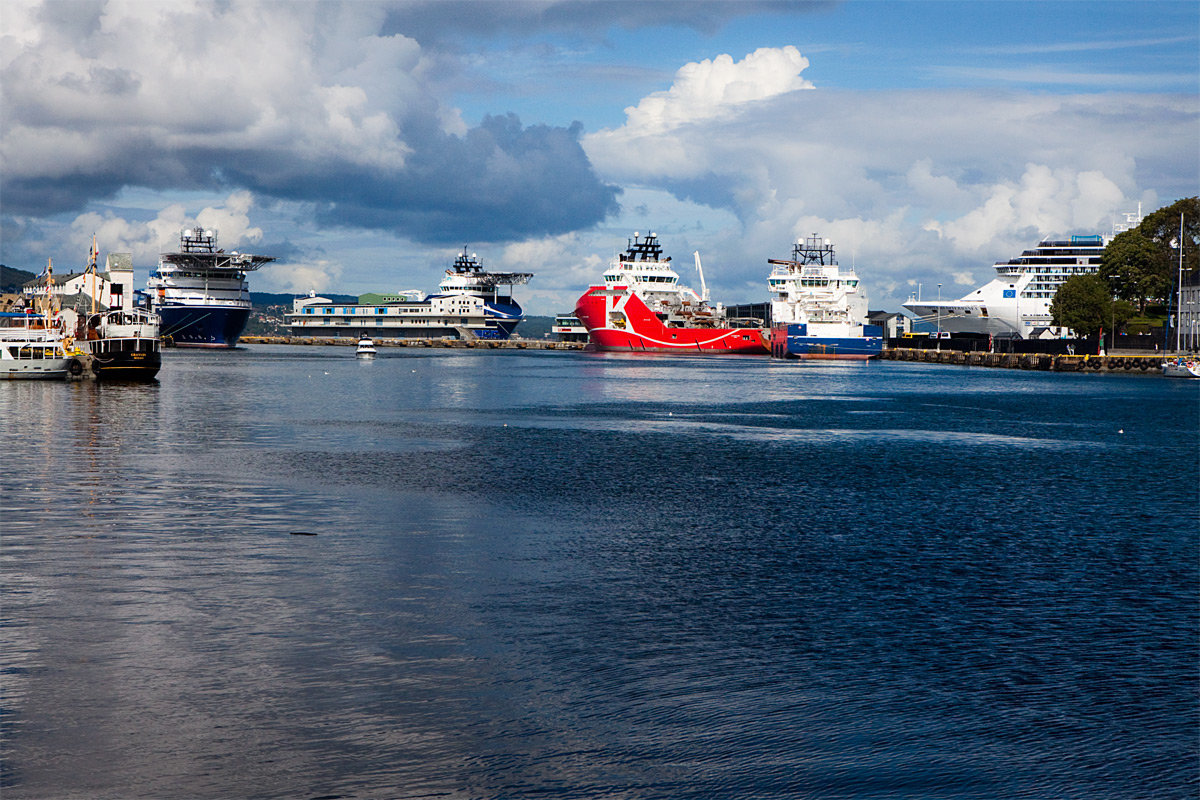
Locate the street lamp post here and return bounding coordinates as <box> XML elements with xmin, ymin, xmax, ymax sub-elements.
<box><xmin>1107</xmin><ymin>275</ymin><xmax>1118</xmax><ymax>356</ymax></box>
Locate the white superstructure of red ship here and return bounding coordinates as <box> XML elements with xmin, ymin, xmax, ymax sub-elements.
<box><xmin>573</xmin><ymin>232</ymin><xmax>768</xmax><ymax>354</ymax></box>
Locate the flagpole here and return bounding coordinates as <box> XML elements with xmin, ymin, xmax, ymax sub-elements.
<box><xmin>90</xmin><ymin>234</ymin><xmax>98</xmax><ymax>316</ymax></box>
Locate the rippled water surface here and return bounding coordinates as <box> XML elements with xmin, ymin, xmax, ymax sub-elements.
<box><xmin>2</xmin><ymin>346</ymin><xmax>1197</xmax><ymax>799</ymax></box>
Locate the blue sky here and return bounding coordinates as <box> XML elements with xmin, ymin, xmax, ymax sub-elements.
<box><xmin>2</xmin><ymin>0</ymin><xmax>1197</xmax><ymax>315</ymax></box>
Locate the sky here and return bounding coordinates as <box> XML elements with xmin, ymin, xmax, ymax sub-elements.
<box><xmin>2</xmin><ymin>0</ymin><xmax>1197</xmax><ymax>315</ymax></box>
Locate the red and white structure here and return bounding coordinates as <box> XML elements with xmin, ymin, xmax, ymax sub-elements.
<box><xmin>573</xmin><ymin>232</ymin><xmax>768</xmax><ymax>355</ymax></box>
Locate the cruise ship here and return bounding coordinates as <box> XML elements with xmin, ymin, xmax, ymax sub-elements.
<box><xmin>287</xmin><ymin>249</ymin><xmax>532</xmax><ymax>340</ymax></box>
<box><xmin>903</xmin><ymin>209</ymin><xmax>1143</xmax><ymax>339</ymax></box>
<box><xmin>767</xmin><ymin>234</ymin><xmax>883</xmax><ymax>359</ymax></box>
<box><xmin>148</xmin><ymin>228</ymin><xmax>275</xmax><ymax>348</ymax></box>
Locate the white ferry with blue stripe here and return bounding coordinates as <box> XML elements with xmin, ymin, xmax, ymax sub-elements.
<box><xmin>147</xmin><ymin>228</ymin><xmax>275</xmax><ymax>348</ymax></box>
<box><xmin>768</xmin><ymin>234</ymin><xmax>882</xmax><ymax>360</ymax></box>
<box><xmin>287</xmin><ymin>249</ymin><xmax>532</xmax><ymax>340</ymax></box>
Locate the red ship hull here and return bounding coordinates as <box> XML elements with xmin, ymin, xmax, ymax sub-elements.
<box><xmin>574</xmin><ymin>286</ymin><xmax>769</xmax><ymax>354</ymax></box>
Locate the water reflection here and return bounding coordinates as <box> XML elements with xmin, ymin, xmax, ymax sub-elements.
<box><xmin>2</xmin><ymin>346</ymin><xmax>1195</xmax><ymax>799</ymax></box>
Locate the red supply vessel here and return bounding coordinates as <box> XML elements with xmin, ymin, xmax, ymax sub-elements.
<box><xmin>573</xmin><ymin>231</ymin><xmax>768</xmax><ymax>354</ymax></box>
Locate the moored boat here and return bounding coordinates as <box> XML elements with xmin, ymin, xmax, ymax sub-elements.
<box><xmin>767</xmin><ymin>234</ymin><xmax>882</xmax><ymax>360</ymax></box>
<box><xmin>75</xmin><ymin>243</ymin><xmax>162</xmax><ymax>381</ymax></box>
<box><xmin>287</xmin><ymin>249</ymin><xmax>532</xmax><ymax>341</ymax></box>
<box><xmin>79</xmin><ymin>307</ymin><xmax>161</xmax><ymax>381</ymax></box>
<box><xmin>1161</xmin><ymin>358</ymin><xmax>1200</xmax><ymax>378</ymax></box>
<box><xmin>0</xmin><ymin>311</ymin><xmax>74</xmax><ymax>380</ymax></box>
<box><xmin>148</xmin><ymin>227</ymin><xmax>274</xmax><ymax>348</ymax></box>
<box><xmin>901</xmin><ymin>208</ymin><xmax>1144</xmax><ymax>339</ymax></box>
<box><xmin>573</xmin><ymin>232</ymin><xmax>768</xmax><ymax>354</ymax></box>
<box><xmin>2</xmin><ymin>258</ymin><xmax>76</xmax><ymax>380</ymax></box>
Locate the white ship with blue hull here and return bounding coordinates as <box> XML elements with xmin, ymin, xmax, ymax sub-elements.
<box><xmin>288</xmin><ymin>249</ymin><xmax>532</xmax><ymax>340</ymax></box>
<box><xmin>768</xmin><ymin>234</ymin><xmax>882</xmax><ymax>360</ymax></box>
<box><xmin>147</xmin><ymin>228</ymin><xmax>275</xmax><ymax>348</ymax></box>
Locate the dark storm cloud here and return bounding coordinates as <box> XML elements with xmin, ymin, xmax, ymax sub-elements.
<box><xmin>1</xmin><ymin>1</ymin><xmax>629</xmax><ymax>246</ymax></box>
<box><xmin>379</xmin><ymin>1</ymin><xmax>835</xmax><ymax>43</ymax></box>
<box><xmin>217</xmin><ymin>114</ymin><xmax>622</xmax><ymax>243</ymax></box>
<box><xmin>311</xmin><ymin>115</ymin><xmax>621</xmax><ymax>243</ymax></box>
<box><xmin>4</xmin><ymin>112</ymin><xmax>619</xmax><ymax>244</ymax></box>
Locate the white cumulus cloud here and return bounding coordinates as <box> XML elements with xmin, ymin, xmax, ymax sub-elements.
<box><xmin>584</xmin><ymin>54</ymin><xmax>1195</xmax><ymax>307</ymax></box>
<box><xmin>620</xmin><ymin>45</ymin><xmax>814</xmax><ymax>136</ymax></box>
<box><xmin>67</xmin><ymin>192</ymin><xmax>268</xmax><ymax>268</ymax></box>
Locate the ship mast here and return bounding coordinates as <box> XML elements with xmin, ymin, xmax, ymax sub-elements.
<box><xmin>43</xmin><ymin>258</ymin><xmax>53</xmax><ymax>319</ymax></box>
<box><xmin>1177</xmin><ymin>211</ymin><xmax>1184</xmax><ymax>352</ymax></box>
<box><xmin>89</xmin><ymin>234</ymin><xmax>98</xmax><ymax>316</ymax></box>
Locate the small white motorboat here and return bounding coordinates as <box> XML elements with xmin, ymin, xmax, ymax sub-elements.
<box><xmin>1161</xmin><ymin>358</ymin><xmax>1200</xmax><ymax>378</ymax></box>
<box><xmin>356</xmin><ymin>335</ymin><xmax>377</xmax><ymax>359</ymax></box>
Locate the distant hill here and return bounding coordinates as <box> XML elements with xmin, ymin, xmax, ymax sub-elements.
<box><xmin>517</xmin><ymin>316</ymin><xmax>555</xmax><ymax>339</ymax></box>
<box><xmin>251</xmin><ymin>291</ymin><xmax>357</xmax><ymax>307</ymax></box>
<box><xmin>1</xmin><ymin>265</ymin><xmax>37</xmax><ymax>293</ymax></box>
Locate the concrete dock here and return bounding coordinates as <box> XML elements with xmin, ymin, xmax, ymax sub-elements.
<box><xmin>881</xmin><ymin>347</ymin><xmax>1166</xmax><ymax>373</ymax></box>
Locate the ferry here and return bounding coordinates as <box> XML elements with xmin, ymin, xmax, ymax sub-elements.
<box><xmin>903</xmin><ymin>209</ymin><xmax>1143</xmax><ymax>339</ymax></box>
<box><xmin>767</xmin><ymin>234</ymin><xmax>883</xmax><ymax>360</ymax></box>
<box><xmin>573</xmin><ymin>232</ymin><xmax>768</xmax><ymax>354</ymax></box>
<box><xmin>0</xmin><ymin>311</ymin><xmax>73</xmax><ymax>380</ymax></box>
<box><xmin>287</xmin><ymin>249</ymin><xmax>532</xmax><ymax>340</ymax></box>
<box><xmin>78</xmin><ymin>306</ymin><xmax>161</xmax><ymax>381</ymax></box>
<box><xmin>2</xmin><ymin>259</ymin><xmax>75</xmax><ymax>380</ymax></box>
<box><xmin>74</xmin><ymin>245</ymin><xmax>161</xmax><ymax>381</ymax></box>
<box><xmin>148</xmin><ymin>227</ymin><xmax>275</xmax><ymax>348</ymax></box>
<box><xmin>552</xmin><ymin>313</ymin><xmax>589</xmax><ymax>343</ymax></box>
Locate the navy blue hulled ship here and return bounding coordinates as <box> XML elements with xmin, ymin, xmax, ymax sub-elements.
<box><xmin>147</xmin><ymin>228</ymin><xmax>275</xmax><ymax>348</ymax></box>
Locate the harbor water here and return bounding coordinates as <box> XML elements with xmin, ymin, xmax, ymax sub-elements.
<box><xmin>2</xmin><ymin>347</ymin><xmax>1197</xmax><ymax>799</ymax></box>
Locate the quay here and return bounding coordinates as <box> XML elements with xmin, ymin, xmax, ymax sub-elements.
<box><xmin>240</xmin><ymin>335</ymin><xmax>585</xmax><ymax>351</ymax></box>
<box><xmin>881</xmin><ymin>347</ymin><xmax>1167</xmax><ymax>374</ymax></box>
<box><xmin>237</xmin><ymin>336</ymin><xmax>1174</xmax><ymax>374</ymax></box>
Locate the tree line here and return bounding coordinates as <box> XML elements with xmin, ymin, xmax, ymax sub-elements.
<box><xmin>1051</xmin><ymin>197</ymin><xmax>1198</xmax><ymax>338</ymax></box>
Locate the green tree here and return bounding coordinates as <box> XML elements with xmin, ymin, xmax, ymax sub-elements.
<box><xmin>1100</xmin><ymin>197</ymin><xmax>1199</xmax><ymax>312</ymax></box>
<box><xmin>1139</xmin><ymin>196</ymin><xmax>1199</xmax><ymax>274</ymax></box>
<box><xmin>1050</xmin><ymin>274</ymin><xmax>1113</xmax><ymax>337</ymax></box>
<box><xmin>1100</xmin><ymin>229</ymin><xmax>1169</xmax><ymax>312</ymax></box>
<box><xmin>1141</xmin><ymin>197</ymin><xmax>1199</xmax><ymax>340</ymax></box>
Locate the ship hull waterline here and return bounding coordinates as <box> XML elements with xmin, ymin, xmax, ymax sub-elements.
<box><xmin>159</xmin><ymin>306</ymin><xmax>251</xmax><ymax>349</ymax></box>
<box><xmin>770</xmin><ymin>324</ymin><xmax>883</xmax><ymax>361</ymax></box>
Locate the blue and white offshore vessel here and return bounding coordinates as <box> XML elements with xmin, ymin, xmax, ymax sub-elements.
<box><xmin>287</xmin><ymin>249</ymin><xmax>532</xmax><ymax>340</ymax></box>
<box><xmin>147</xmin><ymin>228</ymin><xmax>275</xmax><ymax>348</ymax></box>
<box><xmin>767</xmin><ymin>234</ymin><xmax>883</xmax><ymax>360</ymax></box>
